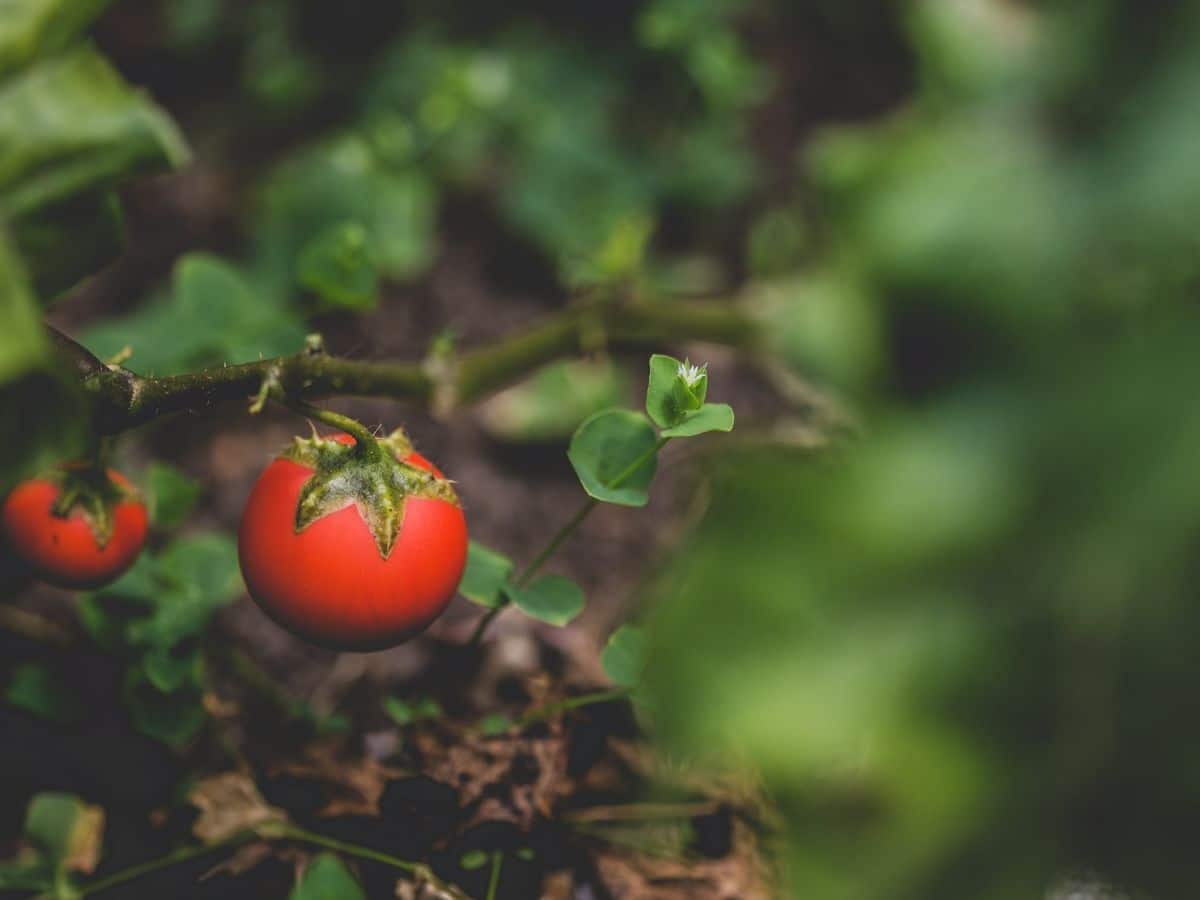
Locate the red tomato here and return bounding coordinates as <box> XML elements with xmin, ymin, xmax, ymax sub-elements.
<box><xmin>238</xmin><ymin>434</ymin><xmax>467</xmax><ymax>651</ymax></box>
<box><xmin>1</xmin><ymin>470</ymin><xmax>149</xmax><ymax>590</ymax></box>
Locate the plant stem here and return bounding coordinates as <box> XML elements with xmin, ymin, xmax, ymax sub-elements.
<box><xmin>52</xmin><ymin>295</ymin><xmax>760</xmax><ymax>434</ymax></box>
<box><xmin>513</xmin><ymin>687</ymin><xmax>630</xmax><ymax>729</ymax></box>
<box><xmin>485</xmin><ymin>851</ymin><xmax>502</xmax><ymax>900</ymax></box>
<box><xmin>467</xmin><ymin>437</ymin><xmax>669</xmax><ymax>647</ymax></box>
<box><xmin>80</xmin><ymin>832</ymin><xmax>252</xmax><ymax>897</ymax></box>
<box><xmin>278</xmin><ymin>397</ymin><xmax>378</xmax><ymax>451</ymax></box>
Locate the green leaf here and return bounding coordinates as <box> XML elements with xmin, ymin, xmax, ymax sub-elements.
<box><xmin>0</xmin><ymin>233</ymin><xmax>85</xmax><ymax>490</ymax></box>
<box><xmin>0</xmin><ymin>861</ymin><xmax>52</xmax><ymax>891</ymax></box>
<box><xmin>6</xmin><ymin>662</ymin><xmax>81</xmax><ymax>724</ymax></box>
<box><xmin>382</xmin><ymin>695</ymin><xmax>442</xmax><ymax>726</ymax></box>
<box><xmin>0</xmin><ymin>0</ymin><xmax>112</xmax><ymax>79</ymax></box>
<box><xmin>290</xmin><ymin>853</ymin><xmax>366</xmax><ymax>900</ymax></box>
<box><xmin>11</xmin><ymin>190</ymin><xmax>123</xmax><ymax>302</ymax></box>
<box><xmin>568</xmin><ymin>409</ymin><xmax>660</xmax><ymax>507</ymax></box>
<box><xmin>645</xmin><ymin>353</ymin><xmax>687</xmax><ymax>428</ymax></box>
<box><xmin>83</xmin><ymin>253</ymin><xmax>307</xmax><ymax>375</ymax></box>
<box><xmin>127</xmin><ymin>533</ymin><xmax>241</xmax><ymax>648</ymax></box>
<box><xmin>296</xmin><ymin>221</ymin><xmax>379</xmax><ymax>310</ymax></box>
<box><xmin>122</xmin><ymin>668</ymin><xmax>206</xmax><ymax>747</ymax></box>
<box><xmin>459</xmin><ymin>850</ymin><xmax>488</xmax><ymax>871</ymax></box>
<box><xmin>601</xmin><ymin>625</ymin><xmax>649</xmax><ymax>688</ymax></box>
<box><xmin>141</xmin><ymin>642</ymin><xmax>202</xmax><ymax>693</ymax></box>
<box><xmin>459</xmin><ymin>541</ymin><xmax>514</xmax><ymax>608</ymax></box>
<box><xmin>0</xmin><ymin>45</ymin><xmax>188</xmax><ymax>218</ymax></box>
<box><xmin>660</xmin><ymin>402</ymin><xmax>734</xmax><ymax>438</ymax></box>
<box><xmin>504</xmin><ymin>575</ymin><xmax>585</xmax><ymax>627</ymax></box>
<box><xmin>478</xmin><ymin>714</ymin><xmax>512</xmax><ymax>736</ymax></box>
<box><xmin>145</xmin><ymin>462</ymin><xmax>203</xmax><ymax>530</ymax></box>
<box><xmin>25</xmin><ymin>793</ymin><xmax>96</xmax><ymax>869</ymax></box>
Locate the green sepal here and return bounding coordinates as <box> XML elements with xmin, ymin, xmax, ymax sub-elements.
<box><xmin>47</xmin><ymin>464</ymin><xmax>138</xmax><ymax>548</ymax></box>
<box><xmin>280</xmin><ymin>429</ymin><xmax>459</xmax><ymax>560</ymax></box>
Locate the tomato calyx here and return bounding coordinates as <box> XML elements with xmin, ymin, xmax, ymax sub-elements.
<box><xmin>47</xmin><ymin>464</ymin><xmax>138</xmax><ymax>548</ymax></box>
<box><xmin>280</xmin><ymin>428</ymin><xmax>460</xmax><ymax>559</ymax></box>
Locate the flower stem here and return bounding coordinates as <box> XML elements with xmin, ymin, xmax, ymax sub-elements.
<box><xmin>485</xmin><ymin>851</ymin><xmax>503</xmax><ymax>900</ymax></box>
<box><xmin>467</xmin><ymin>437</ymin><xmax>669</xmax><ymax>647</ymax></box>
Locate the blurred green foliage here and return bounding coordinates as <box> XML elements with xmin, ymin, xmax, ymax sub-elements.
<box><xmin>647</xmin><ymin>2</ymin><xmax>1200</xmax><ymax>898</ymax></box>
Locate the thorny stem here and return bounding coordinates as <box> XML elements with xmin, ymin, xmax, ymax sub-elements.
<box><xmin>50</xmin><ymin>295</ymin><xmax>760</xmax><ymax>434</ymax></box>
<box><xmin>468</xmin><ymin>438</ymin><xmax>670</xmax><ymax>647</ymax></box>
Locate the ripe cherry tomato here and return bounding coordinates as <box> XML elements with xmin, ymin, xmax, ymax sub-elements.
<box><xmin>238</xmin><ymin>433</ymin><xmax>468</xmax><ymax>651</ymax></box>
<box><xmin>2</xmin><ymin>469</ymin><xmax>149</xmax><ymax>590</ymax></box>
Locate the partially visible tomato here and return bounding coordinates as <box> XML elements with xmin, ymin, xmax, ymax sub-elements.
<box><xmin>238</xmin><ymin>431</ymin><xmax>467</xmax><ymax>651</ymax></box>
<box><xmin>1</xmin><ymin>468</ymin><xmax>149</xmax><ymax>590</ymax></box>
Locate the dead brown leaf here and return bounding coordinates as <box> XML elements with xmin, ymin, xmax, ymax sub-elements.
<box><xmin>271</xmin><ymin>741</ymin><xmax>406</xmax><ymax>817</ymax></box>
<box><xmin>592</xmin><ymin>819</ymin><xmax>774</xmax><ymax>900</ymax></box>
<box><xmin>189</xmin><ymin>773</ymin><xmax>286</xmax><ymax>844</ymax></box>
<box><xmin>63</xmin><ymin>802</ymin><xmax>105</xmax><ymax>875</ymax></box>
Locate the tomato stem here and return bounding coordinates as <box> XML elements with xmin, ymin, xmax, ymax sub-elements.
<box><xmin>281</xmin><ymin>397</ymin><xmax>380</xmax><ymax>456</ymax></box>
<box><xmin>485</xmin><ymin>851</ymin><xmax>503</xmax><ymax>900</ymax></box>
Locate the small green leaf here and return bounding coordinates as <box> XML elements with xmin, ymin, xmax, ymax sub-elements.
<box><xmin>459</xmin><ymin>850</ymin><xmax>488</xmax><ymax>871</ymax></box>
<box><xmin>505</xmin><ymin>576</ymin><xmax>585</xmax><ymax>627</ymax></box>
<box><xmin>459</xmin><ymin>541</ymin><xmax>514</xmax><ymax>608</ymax></box>
<box><xmin>382</xmin><ymin>695</ymin><xmax>441</xmax><ymax>726</ymax></box>
<box><xmin>145</xmin><ymin>462</ymin><xmax>202</xmax><ymax>530</ymax></box>
<box><xmin>296</xmin><ymin>221</ymin><xmax>379</xmax><ymax>310</ymax></box>
<box><xmin>25</xmin><ymin>792</ymin><xmax>102</xmax><ymax>873</ymax></box>
<box><xmin>568</xmin><ymin>409</ymin><xmax>660</xmax><ymax>507</ymax></box>
<box><xmin>645</xmin><ymin>354</ymin><xmax>688</xmax><ymax>428</ymax></box>
<box><xmin>515</xmin><ymin>847</ymin><xmax>535</xmax><ymax>862</ymax></box>
<box><xmin>602</xmin><ymin>625</ymin><xmax>649</xmax><ymax>688</ymax></box>
<box><xmin>290</xmin><ymin>853</ymin><xmax>366</xmax><ymax>900</ymax></box>
<box><xmin>479</xmin><ymin>714</ymin><xmax>512</xmax><ymax>736</ymax></box>
<box><xmin>660</xmin><ymin>402</ymin><xmax>734</xmax><ymax>438</ymax></box>
<box><xmin>6</xmin><ymin>662</ymin><xmax>81</xmax><ymax>725</ymax></box>
<box><xmin>141</xmin><ymin>643</ymin><xmax>202</xmax><ymax>693</ymax></box>
<box><xmin>122</xmin><ymin>668</ymin><xmax>206</xmax><ymax>747</ymax></box>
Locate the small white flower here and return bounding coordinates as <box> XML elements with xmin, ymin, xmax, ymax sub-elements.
<box><xmin>677</xmin><ymin>359</ymin><xmax>707</xmax><ymax>387</ymax></box>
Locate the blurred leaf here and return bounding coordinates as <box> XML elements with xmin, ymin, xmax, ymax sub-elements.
<box><xmin>83</xmin><ymin>253</ymin><xmax>307</xmax><ymax>375</ymax></box>
<box><xmin>0</xmin><ymin>0</ymin><xmax>111</xmax><ymax>78</ymax></box>
<box><xmin>0</xmin><ymin>232</ymin><xmax>84</xmax><ymax>489</ymax></box>
<box><xmin>660</xmin><ymin>402</ymin><xmax>734</xmax><ymax>438</ymax></box>
<box><xmin>601</xmin><ymin>625</ymin><xmax>649</xmax><ymax>688</ymax></box>
<box><xmin>458</xmin><ymin>540</ymin><xmax>513</xmax><ymax>608</ymax></box>
<box><xmin>126</xmin><ymin>532</ymin><xmax>241</xmax><ymax>649</ymax></box>
<box><xmin>5</xmin><ymin>662</ymin><xmax>81</xmax><ymax>725</ymax></box>
<box><xmin>0</xmin><ymin>45</ymin><xmax>187</xmax><ymax>218</ymax></box>
<box><xmin>296</xmin><ymin>221</ymin><xmax>379</xmax><ymax>311</ymax></box>
<box><xmin>504</xmin><ymin>575</ymin><xmax>585</xmax><ymax>627</ymax></box>
<box><xmin>256</xmin><ymin>134</ymin><xmax>436</xmax><ymax>288</ymax></box>
<box><xmin>141</xmin><ymin>642</ymin><xmax>202</xmax><ymax>693</ymax></box>
<box><xmin>145</xmin><ymin>461</ymin><xmax>203</xmax><ymax>530</ymax></box>
<box><xmin>478</xmin><ymin>714</ymin><xmax>512</xmax><ymax>736</ymax></box>
<box><xmin>383</xmin><ymin>695</ymin><xmax>442</xmax><ymax>726</ymax></box>
<box><xmin>290</xmin><ymin>853</ymin><xmax>365</xmax><ymax>900</ymax></box>
<box><xmin>122</xmin><ymin>667</ymin><xmax>206</xmax><ymax>747</ymax></box>
<box><xmin>10</xmin><ymin>190</ymin><xmax>122</xmax><ymax>302</ymax></box>
<box><xmin>25</xmin><ymin>792</ymin><xmax>104</xmax><ymax>874</ymax></box>
<box><xmin>568</xmin><ymin>409</ymin><xmax>660</xmax><ymax>507</ymax></box>
<box><xmin>189</xmin><ymin>773</ymin><xmax>285</xmax><ymax>845</ymax></box>
<box><xmin>459</xmin><ymin>850</ymin><xmax>488</xmax><ymax>871</ymax></box>
<box><xmin>479</xmin><ymin>358</ymin><xmax>630</xmax><ymax>443</ymax></box>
